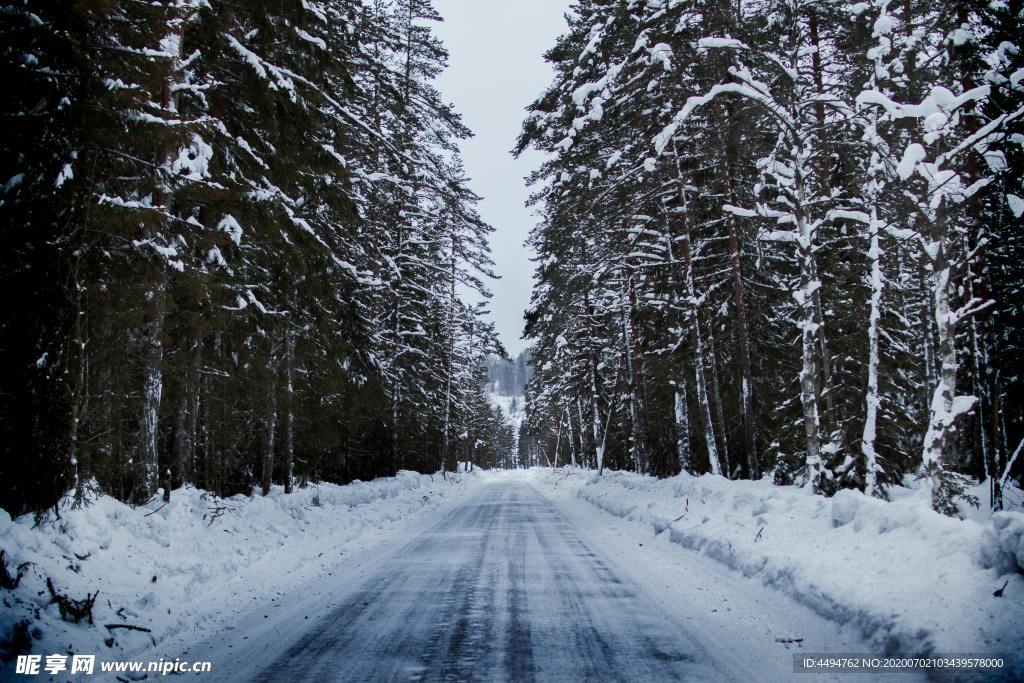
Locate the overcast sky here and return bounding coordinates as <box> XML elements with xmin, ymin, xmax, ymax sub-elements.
<box><xmin>430</xmin><ymin>0</ymin><xmax>572</xmax><ymax>356</ymax></box>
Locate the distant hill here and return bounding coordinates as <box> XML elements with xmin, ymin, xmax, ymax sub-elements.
<box><xmin>486</xmin><ymin>349</ymin><xmax>531</xmax><ymax>468</ymax></box>
<box><xmin>485</xmin><ymin>349</ymin><xmax>532</xmax><ymax>397</ymax></box>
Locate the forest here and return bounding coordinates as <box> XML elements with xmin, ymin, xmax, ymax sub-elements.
<box><xmin>2</xmin><ymin>2</ymin><xmax>1023</xmax><ymax>678</ymax></box>
<box><xmin>514</xmin><ymin>0</ymin><xmax>1023</xmax><ymax>513</ymax></box>
<box><xmin>2</xmin><ymin>0</ymin><xmax>1022</xmax><ymax>520</ymax></box>
<box><xmin>0</xmin><ymin>0</ymin><xmax>514</xmax><ymax>516</ymax></box>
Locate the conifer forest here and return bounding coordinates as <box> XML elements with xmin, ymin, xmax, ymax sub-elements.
<box><xmin>2</xmin><ymin>0</ymin><xmax>511</xmax><ymax>515</ymax></box>
<box><xmin>1</xmin><ymin>1</ymin><xmax>1023</xmax><ymax>679</ymax></box>
<box><xmin>514</xmin><ymin>0</ymin><xmax>1023</xmax><ymax>514</ymax></box>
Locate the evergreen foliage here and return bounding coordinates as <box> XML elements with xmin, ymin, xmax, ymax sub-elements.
<box><xmin>0</xmin><ymin>0</ymin><xmax>507</xmax><ymax>514</ymax></box>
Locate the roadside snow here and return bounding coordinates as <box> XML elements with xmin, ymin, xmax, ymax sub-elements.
<box><xmin>0</xmin><ymin>471</ymin><xmax>483</xmax><ymax>677</ymax></box>
<box><xmin>530</xmin><ymin>468</ymin><xmax>1024</xmax><ymax>679</ymax></box>
<box><xmin>155</xmin><ymin>471</ymin><xmax>902</xmax><ymax>683</ymax></box>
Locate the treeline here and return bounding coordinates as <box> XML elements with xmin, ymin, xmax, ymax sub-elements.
<box><xmin>0</xmin><ymin>0</ymin><xmax>511</xmax><ymax>515</ymax></box>
<box><xmin>516</xmin><ymin>0</ymin><xmax>1023</xmax><ymax>512</ymax></box>
<box><xmin>485</xmin><ymin>350</ymin><xmax>532</xmax><ymax>398</ymax></box>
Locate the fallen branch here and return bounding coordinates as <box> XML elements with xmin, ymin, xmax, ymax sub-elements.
<box><xmin>46</xmin><ymin>577</ymin><xmax>97</xmax><ymax>624</ymax></box>
<box><xmin>654</xmin><ymin>513</ymin><xmax>688</xmax><ymax>536</ymax></box>
<box><xmin>105</xmin><ymin>622</ymin><xmax>157</xmax><ymax>648</ymax></box>
<box><xmin>206</xmin><ymin>504</ymin><xmax>231</xmax><ymax>526</ymax></box>
<box><xmin>556</xmin><ymin>468</ymin><xmax>579</xmax><ymax>484</ymax></box>
<box><xmin>104</xmin><ymin>624</ymin><xmax>152</xmax><ymax>633</ymax></box>
<box><xmin>143</xmin><ymin>502</ymin><xmax>168</xmax><ymax>518</ymax></box>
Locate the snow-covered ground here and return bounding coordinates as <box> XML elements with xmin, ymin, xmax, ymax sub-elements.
<box><xmin>182</xmin><ymin>472</ymin><xmax>901</xmax><ymax>682</ymax></box>
<box><xmin>530</xmin><ymin>467</ymin><xmax>1024</xmax><ymax>679</ymax></box>
<box><xmin>3</xmin><ymin>467</ymin><xmax>1020</xmax><ymax>681</ymax></box>
<box><xmin>0</xmin><ymin>471</ymin><xmax>485</xmax><ymax>678</ymax></box>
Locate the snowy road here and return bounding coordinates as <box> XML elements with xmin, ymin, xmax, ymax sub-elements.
<box><xmin>256</xmin><ymin>479</ymin><xmax>724</xmax><ymax>682</ymax></box>
<box><xmin>187</xmin><ymin>474</ymin><xmax>903</xmax><ymax>682</ymax></box>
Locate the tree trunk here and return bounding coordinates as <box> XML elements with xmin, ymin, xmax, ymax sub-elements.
<box><xmin>921</xmin><ymin>200</ymin><xmax>966</xmax><ymax>514</ymax></box>
<box><xmin>202</xmin><ymin>332</ymin><xmax>222</xmax><ymax>496</ymax></box>
<box><xmin>674</xmin><ymin>383</ymin><xmax>692</xmax><ymax>474</ymax></box>
<box><xmin>138</xmin><ymin>280</ymin><xmax>166</xmax><ymax>502</ymax></box>
<box><xmin>861</xmin><ymin>208</ymin><xmax>884</xmax><ymax>497</ymax></box>
<box><xmin>566</xmin><ymin>407</ymin><xmax>577</xmax><ymax>468</ymax></box>
<box><xmin>553</xmin><ymin>416</ymin><xmax>562</xmax><ymax>469</ymax></box>
<box><xmin>706</xmin><ymin>323</ymin><xmax>731</xmax><ymax>477</ymax></box>
<box><xmin>139</xmin><ymin>7</ymin><xmax>185</xmax><ymax>504</ymax></box>
<box><xmin>576</xmin><ymin>397</ymin><xmax>587</xmax><ymax>468</ymax></box>
<box><xmin>584</xmin><ymin>275</ymin><xmax>606</xmax><ymax>475</ymax></box>
<box><xmin>262</xmin><ymin>351</ymin><xmax>278</xmax><ymax>497</ymax></box>
<box><xmin>795</xmin><ymin>165</ymin><xmax>824</xmax><ymax>492</ymax></box>
<box><xmin>666</xmin><ymin>147</ymin><xmax>722</xmax><ymax>475</ymax></box>
<box><xmin>591</xmin><ymin>351</ymin><xmax>605</xmax><ymax>476</ymax></box>
<box><xmin>719</xmin><ymin>154</ymin><xmax>759</xmax><ymax>479</ymax></box>
<box><xmin>282</xmin><ymin>325</ymin><xmax>295</xmax><ymax>494</ymax></box>
<box><xmin>171</xmin><ymin>333</ymin><xmax>201</xmax><ymax>498</ymax></box>
<box><xmin>172</xmin><ymin>392</ymin><xmax>189</xmax><ymax>492</ymax></box>
<box><xmin>620</xmin><ymin>270</ymin><xmax>646</xmax><ymax>473</ymax></box>
<box><xmin>440</xmin><ymin>250</ymin><xmax>457</xmax><ymax>474</ymax></box>
<box><xmin>67</xmin><ymin>267</ymin><xmax>87</xmax><ymax>502</ymax></box>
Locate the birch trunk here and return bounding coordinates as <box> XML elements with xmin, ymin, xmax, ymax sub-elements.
<box><xmin>795</xmin><ymin>164</ymin><xmax>824</xmax><ymax>492</ymax></box>
<box><xmin>861</xmin><ymin>207</ymin><xmax>884</xmax><ymax>497</ymax></box>
<box><xmin>921</xmin><ymin>201</ymin><xmax>967</xmax><ymax>513</ymax></box>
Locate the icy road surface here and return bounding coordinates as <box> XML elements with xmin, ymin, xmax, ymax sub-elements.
<box><xmin>186</xmin><ymin>474</ymin><xmax>907</xmax><ymax>682</ymax></box>
<box><xmin>258</xmin><ymin>479</ymin><xmax>722</xmax><ymax>681</ymax></box>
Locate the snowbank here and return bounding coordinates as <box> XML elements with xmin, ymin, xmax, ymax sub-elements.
<box><xmin>0</xmin><ymin>471</ymin><xmax>483</xmax><ymax>675</ymax></box>
<box><xmin>532</xmin><ymin>468</ymin><xmax>1024</xmax><ymax>679</ymax></box>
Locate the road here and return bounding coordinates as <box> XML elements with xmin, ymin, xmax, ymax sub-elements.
<box><xmin>185</xmin><ymin>475</ymin><xmax>894</xmax><ymax>682</ymax></box>
<box><xmin>255</xmin><ymin>479</ymin><xmax>725</xmax><ymax>681</ymax></box>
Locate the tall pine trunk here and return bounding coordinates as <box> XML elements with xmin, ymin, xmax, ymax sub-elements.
<box><xmin>139</xmin><ymin>281</ymin><xmax>166</xmax><ymax>502</ymax></box>
<box><xmin>282</xmin><ymin>325</ymin><xmax>295</xmax><ymax>494</ymax></box>
<box><xmin>719</xmin><ymin>150</ymin><xmax>759</xmax><ymax>479</ymax></box>
<box><xmin>667</xmin><ymin>143</ymin><xmax>722</xmax><ymax>475</ymax></box>
<box><xmin>261</xmin><ymin>349</ymin><xmax>279</xmax><ymax>496</ymax></box>
<box><xmin>620</xmin><ymin>270</ymin><xmax>646</xmax><ymax>473</ymax></box>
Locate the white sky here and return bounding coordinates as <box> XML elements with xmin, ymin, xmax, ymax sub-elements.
<box><xmin>430</xmin><ymin>0</ymin><xmax>572</xmax><ymax>356</ymax></box>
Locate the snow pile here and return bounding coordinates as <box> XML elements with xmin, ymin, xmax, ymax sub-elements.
<box><xmin>0</xmin><ymin>471</ymin><xmax>483</xmax><ymax>673</ymax></box>
<box><xmin>533</xmin><ymin>468</ymin><xmax>1024</xmax><ymax>677</ymax></box>
<box><xmin>992</xmin><ymin>512</ymin><xmax>1024</xmax><ymax>570</ymax></box>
